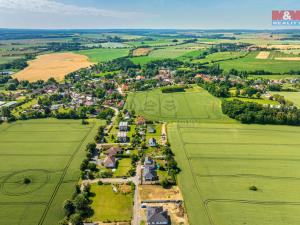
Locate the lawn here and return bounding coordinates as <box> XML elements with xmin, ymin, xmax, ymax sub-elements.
<box><xmin>114</xmin><ymin>158</ymin><xmax>132</xmax><ymax>177</ymax></box>
<box><xmin>125</xmin><ymin>87</ymin><xmax>233</xmax><ymax>123</ymax></box>
<box><xmin>0</xmin><ymin>118</ymin><xmax>104</xmax><ymax>225</ymax></box>
<box><xmin>219</xmin><ymin>51</ymin><xmax>300</xmax><ymax>73</ymax></box>
<box><xmin>89</xmin><ymin>184</ymin><xmax>133</xmax><ymax>222</ymax></box>
<box><xmin>168</xmin><ymin>122</ymin><xmax>300</xmax><ymax>225</ymax></box>
<box><xmin>271</xmin><ymin>91</ymin><xmax>300</xmax><ymax>107</ymax></box>
<box><xmin>76</xmin><ymin>48</ymin><xmax>130</xmax><ymax>62</ymax></box>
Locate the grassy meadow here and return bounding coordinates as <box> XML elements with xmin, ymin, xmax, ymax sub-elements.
<box><xmin>0</xmin><ymin>119</ymin><xmax>104</xmax><ymax>225</ymax></box>
<box><xmin>77</xmin><ymin>48</ymin><xmax>130</xmax><ymax>62</ymax></box>
<box><xmin>125</xmin><ymin>86</ymin><xmax>232</xmax><ymax>123</ymax></box>
<box><xmin>168</xmin><ymin>122</ymin><xmax>300</xmax><ymax>225</ymax></box>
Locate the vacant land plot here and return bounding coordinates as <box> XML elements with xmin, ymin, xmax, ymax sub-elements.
<box><xmin>89</xmin><ymin>184</ymin><xmax>133</xmax><ymax>222</ymax></box>
<box><xmin>256</xmin><ymin>51</ymin><xmax>270</xmax><ymax>59</ymax></box>
<box><xmin>139</xmin><ymin>185</ymin><xmax>182</xmax><ymax>201</ymax></box>
<box><xmin>77</xmin><ymin>48</ymin><xmax>130</xmax><ymax>62</ymax></box>
<box><xmin>125</xmin><ymin>87</ymin><xmax>232</xmax><ymax>123</ymax></box>
<box><xmin>132</xmin><ymin>48</ymin><xmax>151</xmax><ymax>56</ymax></box>
<box><xmin>271</xmin><ymin>92</ymin><xmax>300</xmax><ymax>108</ymax></box>
<box><xmin>14</xmin><ymin>53</ymin><xmax>93</xmax><ymax>82</ymax></box>
<box><xmin>219</xmin><ymin>51</ymin><xmax>300</xmax><ymax>73</ymax></box>
<box><xmin>168</xmin><ymin>122</ymin><xmax>300</xmax><ymax>225</ymax></box>
<box><xmin>0</xmin><ymin>119</ymin><xmax>104</xmax><ymax>225</ymax></box>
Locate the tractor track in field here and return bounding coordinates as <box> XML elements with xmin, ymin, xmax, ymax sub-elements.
<box><xmin>37</xmin><ymin>122</ymin><xmax>96</xmax><ymax>225</ymax></box>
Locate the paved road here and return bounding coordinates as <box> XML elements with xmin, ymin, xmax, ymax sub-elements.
<box><xmin>132</xmin><ymin>162</ymin><xmax>141</xmax><ymax>225</ymax></box>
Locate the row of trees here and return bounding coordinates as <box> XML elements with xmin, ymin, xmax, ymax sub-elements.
<box><xmin>222</xmin><ymin>99</ymin><xmax>300</xmax><ymax>125</ymax></box>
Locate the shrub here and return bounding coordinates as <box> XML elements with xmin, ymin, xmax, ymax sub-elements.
<box><xmin>23</xmin><ymin>177</ymin><xmax>31</xmax><ymax>184</ymax></box>
<box><xmin>249</xmin><ymin>185</ymin><xmax>258</xmax><ymax>191</ymax></box>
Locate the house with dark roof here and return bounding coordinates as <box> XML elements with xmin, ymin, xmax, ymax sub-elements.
<box><xmin>143</xmin><ymin>166</ymin><xmax>158</xmax><ymax>181</ymax></box>
<box><xmin>149</xmin><ymin>138</ymin><xmax>157</xmax><ymax>147</ymax></box>
<box><xmin>102</xmin><ymin>155</ymin><xmax>116</xmax><ymax>168</ymax></box>
<box><xmin>118</xmin><ymin>132</ymin><xmax>128</xmax><ymax>143</ymax></box>
<box><xmin>147</xmin><ymin>206</ymin><xmax>169</xmax><ymax>225</ymax></box>
<box><xmin>105</xmin><ymin>146</ymin><xmax>123</xmax><ymax>156</ymax></box>
<box><xmin>144</xmin><ymin>156</ymin><xmax>155</xmax><ymax>168</ymax></box>
<box><xmin>119</xmin><ymin>121</ymin><xmax>129</xmax><ymax>131</ymax></box>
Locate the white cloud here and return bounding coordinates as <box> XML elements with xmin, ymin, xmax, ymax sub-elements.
<box><xmin>0</xmin><ymin>0</ymin><xmax>142</xmax><ymax>18</ymax></box>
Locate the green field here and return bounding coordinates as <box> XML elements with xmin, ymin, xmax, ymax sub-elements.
<box><xmin>192</xmin><ymin>51</ymin><xmax>248</xmax><ymax>64</ymax></box>
<box><xmin>89</xmin><ymin>184</ymin><xmax>133</xmax><ymax>222</ymax></box>
<box><xmin>227</xmin><ymin>97</ymin><xmax>279</xmax><ymax>105</ymax></box>
<box><xmin>168</xmin><ymin>122</ymin><xmax>300</xmax><ymax>225</ymax></box>
<box><xmin>249</xmin><ymin>74</ymin><xmax>300</xmax><ymax>79</ymax></box>
<box><xmin>219</xmin><ymin>51</ymin><xmax>300</xmax><ymax>73</ymax></box>
<box><xmin>271</xmin><ymin>92</ymin><xmax>300</xmax><ymax>107</ymax></box>
<box><xmin>76</xmin><ymin>48</ymin><xmax>130</xmax><ymax>62</ymax></box>
<box><xmin>0</xmin><ymin>119</ymin><xmax>104</xmax><ymax>225</ymax></box>
<box><xmin>125</xmin><ymin>87</ymin><xmax>232</xmax><ymax>123</ymax></box>
<box><xmin>130</xmin><ymin>44</ymin><xmax>204</xmax><ymax>65</ymax></box>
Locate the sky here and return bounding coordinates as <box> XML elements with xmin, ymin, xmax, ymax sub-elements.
<box><xmin>0</xmin><ymin>0</ymin><xmax>300</xmax><ymax>29</ymax></box>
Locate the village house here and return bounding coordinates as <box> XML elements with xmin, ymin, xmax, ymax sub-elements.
<box><xmin>143</xmin><ymin>156</ymin><xmax>157</xmax><ymax>181</ymax></box>
<box><xmin>146</xmin><ymin>206</ymin><xmax>170</xmax><ymax>225</ymax></box>
<box><xmin>144</xmin><ymin>156</ymin><xmax>155</xmax><ymax>168</ymax></box>
<box><xmin>105</xmin><ymin>146</ymin><xmax>123</xmax><ymax>156</ymax></box>
<box><xmin>119</xmin><ymin>121</ymin><xmax>129</xmax><ymax>131</ymax></box>
<box><xmin>124</xmin><ymin>111</ymin><xmax>131</xmax><ymax>120</ymax></box>
<box><xmin>143</xmin><ymin>166</ymin><xmax>158</xmax><ymax>181</ymax></box>
<box><xmin>102</xmin><ymin>155</ymin><xmax>116</xmax><ymax>168</ymax></box>
<box><xmin>117</xmin><ymin>132</ymin><xmax>128</xmax><ymax>143</ymax></box>
<box><xmin>149</xmin><ymin>138</ymin><xmax>157</xmax><ymax>147</ymax></box>
<box><xmin>148</xmin><ymin>127</ymin><xmax>156</xmax><ymax>133</ymax></box>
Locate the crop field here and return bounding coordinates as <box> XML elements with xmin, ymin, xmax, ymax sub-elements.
<box><xmin>192</xmin><ymin>51</ymin><xmax>248</xmax><ymax>64</ymax></box>
<box><xmin>126</xmin><ymin>38</ymin><xmax>186</xmax><ymax>47</ymax></box>
<box><xmin>0</xmin><ymin>119</ymin><xmax>104</xmax><ymax>225</ymax></box>
<box><xmin>14</xmin><ymin>53</ymin><xmax>93</xmax><ymax>82</ymax></box>
<box><xmin>219</xmin><ymin>51</ymin><xmax>300</xmax><ymax>73</ymax></box>
<box><xmin>77</xmin><ymin>48</ymin><xmax>130</xmax><ymax>62</ymax></box>
<box><xmin>168</xmin><ymin>122</ymin><xmax>300</xmax><ymax>225</ymax></box>
<box><xmin>130</xmin><ymin>45</ymin><xmax>204</xmax><ymax>65</ymax></box>
<box><xmin>125</xmin><ymin>87</ymin><xmax>232</xmax><ymax>123</ymax></box>
<box><xmin>132</xmin><ymin>47</ymin><xmax>152</xmax><ymax>56</ymax></box>
<box><xmin>271</xmin><ymin>92</ymin><xmax>300</xmax><ymax>108</ymax></box>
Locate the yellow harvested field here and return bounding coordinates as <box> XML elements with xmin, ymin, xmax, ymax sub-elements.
<box><xmin>275</xmin><ymin>57</ymin><xmax>300</xmax><ymax>61</ymax></box>
<box><xmin>256</xmin><ymin>51</ymin><xmax>270</xmax><ymax>59</ymax></box>
<box><xmin>132</xmin><ymin>48</ymin><xmax>151</xmax><ymax>56</ymax></box>
<box><xmin>258</xmin><ymin>44</ymin><xmax>300</xmax><ymax>50</ymax></box>
<box><xmin>14</xmin><ymin>52</ymin><xmax>93</xmax><ymax>82</ymax></box>
<box><xmin>139</xmin><ymin>185</ymin><xmax>183</xmax><ymax>201</ymax></box>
